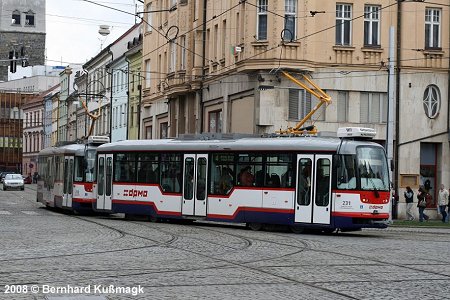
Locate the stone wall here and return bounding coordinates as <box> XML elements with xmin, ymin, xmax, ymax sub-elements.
<box><xmin>0</xmin><ymin>31</ymin><xmax>45</xmax><ymax>81</ymax></box>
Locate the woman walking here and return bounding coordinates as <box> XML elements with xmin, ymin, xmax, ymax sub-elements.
<box><xmin>417</xmin><ymin>186</ymin><xmax>429</xmax><ymax>222</ymax></box>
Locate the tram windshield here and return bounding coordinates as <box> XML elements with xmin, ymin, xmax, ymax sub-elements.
<box><xmin>337</xmin><ymin>146</ymin><xmax>389</xmax><ymax>191</ymax></box>
<box><xmin>85</xmin><ymin>149</ymin><xmax>96</xmax><ymax>182</ymax></box>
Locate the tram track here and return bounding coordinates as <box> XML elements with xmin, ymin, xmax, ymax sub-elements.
<box><xmin>63</xmin><ymin>216</ymin><xmax>361</xmax><ymax>299</ymax></box>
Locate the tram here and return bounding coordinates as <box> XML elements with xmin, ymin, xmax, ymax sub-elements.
<box><xmin>37</xmin><ymin>136</ymin><xmax>109</xmax><ymax>212</ymax></box>
<box><xmin>94</xmin><ymin>127</ymin><xmax>390</xmax><ymax>232</ymax></box>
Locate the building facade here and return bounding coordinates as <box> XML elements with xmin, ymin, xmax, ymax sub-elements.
<box><xmin>141</xmin><ymin>0</ymin><xmax>449</xmax><ymax>218</ymax></box>
<box><xmin>125</xmin><ymin>36</ymin><xmax>143</xmax><ymax>140</ymax></box>
<box><xmin>22</xmin><ymin>86</ymin><xmax>59</xmax><ymax>176</ymax></box>
<box><xmin>109</xmin><ymin>56</ymin><xmax>128</xmax><ymax>142</ymax></box>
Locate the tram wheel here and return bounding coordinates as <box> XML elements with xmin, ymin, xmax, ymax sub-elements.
<box><xmin>289</xmin><ymin>225</ymin><xmax>305</xmax><ymax>234</ymax></box>
<box><xmin>149</xmin><ymin>215</ymin><xmax>160</xmax><ymax>223</ymax></box>
<box><xmin>322</xmin><ymin>228</ymin><xmax>335</xmax><ymax>234</ymax></box>
<box><xmin>248</xmin><ymin>223</ymin><xmax>263</xmax><ymax>231</ymax></box>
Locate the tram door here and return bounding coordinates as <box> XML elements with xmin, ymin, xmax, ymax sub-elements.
<box><xmin>182</xmin><ymin>154</ymin><xmax>208</xmax><ymax>217</ymax></box>
<box><xmin>294</xmin><ymin>154</ymin><xmax>332</xmax><ymax>224</ymax></box>
<box><xmin>96</xmin><ymin>154</ymin><xmax>113</xmax><ymax>211</ymax></box>
<box><xmin>62</xmin><ymin>156</ymin><xmax>74</xmax><ymax>208</ymax></box>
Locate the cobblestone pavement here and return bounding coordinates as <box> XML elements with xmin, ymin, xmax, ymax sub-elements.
<box><xmin>1</xmin><ymin>185</ymin><xmax>449</xmax><ymax>300</ymax></box>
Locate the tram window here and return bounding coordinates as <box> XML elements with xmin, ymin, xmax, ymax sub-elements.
<box><xmin>85</xmin><ymin>149</ymin><xmax>97</xmax><ymax>182</ymax></box>
<box><xmin>74</xmin><ymin>157</ymin><xmax>84</xmax><ymax>182</ymax></box>
<box><xmin>315</xmin><ymin>158</ymin><xmax>331</xmax><ymax>207</ymax></box>
<box><xmin>266</xmin><ymin>154</ymin><xmax>293</xmax><ymax>188</ymax></box>
<box><xmin>210</xmin><ymin>153</ymin><xmax>235</xmax><ymax>195</ymax></box>
<box><xmin>357</xmin><ymin>147</ymin><xmax>389</xmax><ymax>191</ymax></box>
<box><xmin>237</xmin><ymin>154</ymin><xmax>262</xmax><ymax>187</ymax></box>
<box><xmin>297</xmin><ymin>158</ymin><xmax>312</xmax><ymax>206</ymax></box>
<box><xmin>137</xmin><ymin>153</ymin><xmax>159</xmax><ymax>184</ymax></box>
<box><xmin>197</xmin><ymin>157</ymin><xmax>207</xmax><ymax>200</ymax></box>
<box><xmin>114</xmin><ymin>153</ymin><xmax>137</xmax><ymax>183</ymax></box>
<box><xmin>336</xmin><ymin>155</ymin><xmax>357</xmax><ymax>190</ymax></box>
<box><xmin>98</xmin><ymin>157</ymin><xmax>105</xmax><ymax>196</ymax></box>
<box><xmin>160</xmin><ymin>153</ymin><xmax>182</xmax><ymax>193</ymax></box>
<box><xmin>184</xmin><ymin>157</ymin><xmax>194</xmax><ymax>200</ymax></box>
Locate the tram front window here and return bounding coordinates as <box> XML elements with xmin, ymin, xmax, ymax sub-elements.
<box><xmin>336</xmin><ymin>155</ymin><xmax>357</xmax><ymax>190</ymax></box>
<box><xmin>85</xmin><ymin>149</ymin><xmax>96</xmax><ymax>182</ymax></box>
<box><xmin>357</xmin><ymin>147</ymin><xmax>389</xmax><ymax>191</ymax></box>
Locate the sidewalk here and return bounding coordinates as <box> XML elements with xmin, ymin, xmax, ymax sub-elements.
<box><xmin>392</xmin><ymin>219</ymin><xmax>450</xmax><ymax>228</ymax></box>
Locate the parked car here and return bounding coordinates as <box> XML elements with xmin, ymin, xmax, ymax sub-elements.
<box><xmin>0</xmin><ymin>172</ymin><xmax>14</xmax><ymax>183</ymax></box>
<box><xmin>23</xmin><ymin>175</ymin><xmax>32</xmax><ymax>184</ymax></box>
<box><xmin>3</xmin><ymin>174</ymin><xmax>24</xmax><ymax>191</ymax></box>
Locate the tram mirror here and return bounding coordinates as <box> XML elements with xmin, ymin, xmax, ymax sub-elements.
<box><xmin>390</xmin><ymin>159</ymin><xmax>394</xmax><ymax>172</ymax></box>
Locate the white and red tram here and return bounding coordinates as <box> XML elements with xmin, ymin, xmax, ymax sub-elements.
<box><xmin>37</xmin><ymin>136</ymin><xmax>109</xmax><ymax>212</ymax></box>
<box><xmin>94</xmin><ymin>128</ymin><xmax>391</xmax><ymax>232</ymax></box>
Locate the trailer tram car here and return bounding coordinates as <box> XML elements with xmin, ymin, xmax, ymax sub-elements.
<box><xmin>94</xmin><ymin>128</ymin><xmax>390</xmax><ymax>232</ymax></box>
<box><xmin>37</xmin><ymin>136</ymin><xmax>109</xmax><ymax>212</ymax></box>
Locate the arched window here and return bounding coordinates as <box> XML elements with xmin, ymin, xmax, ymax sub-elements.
<box><xmin>423</xmin><ymin>85</ymin><xmax>441</xmax><ymax>119</ymax></box>
<box><xmin>12</xmin><ymin>10</ymin><xmax>21</xmax><ymax>25</ymax></box>
<box><xmin>25</xmin><ymin>10</ymin><xmax>35</xmax><ymax>26</ymax></box>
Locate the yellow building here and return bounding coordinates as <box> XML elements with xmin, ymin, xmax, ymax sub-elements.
<box><xmin>141</xmin><ymin>0</ymin><xmax>449</xmax><ymax>218</ymax></box>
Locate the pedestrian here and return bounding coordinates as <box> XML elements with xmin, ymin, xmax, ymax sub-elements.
<box><xmin>417</xmin><ymin>186</ymin><xmax>429</xmax><ymax>222</ymax></box>
<box><xmin>404</xmin><ymin>186</ymin><xmax>415</xmax><ymax>221</ymax></box>
<box><xmin>437</xmin><ymin>184</ymin><xmax>449</xmax><ymax>223</ymax></box>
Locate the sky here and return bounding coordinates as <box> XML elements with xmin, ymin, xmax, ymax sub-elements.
<box><xmin>46</xmin><ymin>0</ymin><xmax>143</xmax><ymax>66</ymax></box>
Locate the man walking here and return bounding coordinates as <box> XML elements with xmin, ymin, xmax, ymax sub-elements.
<box><xmin>438</xmin><ymin>184</ymin><xmax>448</xmax><ymax>223</ymax></box>
<box><xmin>404</xmin><ymin>186</ymin><xmax>415</xmax><ymax>221</ymax></box>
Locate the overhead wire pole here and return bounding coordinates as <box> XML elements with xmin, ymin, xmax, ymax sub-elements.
<box><xmin>387</xmin><ymin>27</ymin><xmax>395</xmax><ymax>222</ymax></box>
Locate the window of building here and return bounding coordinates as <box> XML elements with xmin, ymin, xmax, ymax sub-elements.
<box><xmin>25</xmin><ymin>11</ymin><xmax>35</xmax><ymax>26</ymax></box>
<box><xmin>146</xmin><ymin>126</ymin><xmax>152</xmax><ymax>139</ymax></box>
<box><xmin>283</xmin><ymin>0</ymin><xmax>296</xmax><ymax>41</ymax></box>
<box><xmin>425</xmin><ymin>8</ymin><xmax>441</xmax><ymax>49</ymax></box>
<box><xmin>169</xmin><ymin>40</ymin><xmax>176</xmax><ymax>73</ymax></box>
<box><xmin>423</xmin><ymin>84</ymin><xmax>440</xmax><ymax>119</ymax></box>
<box><xmin>364</xmin><ymin>5</ymin><xmax>380</xmax><ymax>46</ymax></box>
<box><xmin>288</xmin><ymin>89</ymin><xmax>325</xmax><ymax>121</ymax></box>
<box><xmin>146</xmin><ymin>3</ymin><xmax>153</xmax><ymax>32</ymax></box>
<box><xmin>208</xmin><ymin>110</ymin><xmax>222</xmax><ymax>133</ymax></box>
<box><xmin>221</xmin><ymin>20</ymin><xmax>226</xmax><ymax>60</ymax></box>
<box><xmin>360</xmin><ymin>92</ymin><xmax>387</xmax><ymax>123</ymax></box>
<box><xmin>257</xmin><ymin>0</ymin><xmax>268</xmax><ymax>40</ymax></box>
<box><xmin>130</xmin><ymin>106</ymin><xmax>134</xmax><ymax>128</ymax></box>
<box><xmin>337</xmin><ymin>91</ymin><xmax>348</xmax><ymax>122</ymax></box>
<box><xmin>145</xmin><ymin>59</ymin><xmax>151</xmax><ymax>88</ymax></box>
<box><xmin>336</xmin><ymin>4</ymin><xmax>352</xmax><ymax>46</ymax></box>
<box><xmin>180</xmin><ymin>35</ymin><xmax>186</xmax><ymax>70</ymax></box>
<box><xmin>12</xmin><ymin>10</ymin><xmax>20</xmax><ymax>25</ymax></box>
<box><xmin>160</xmin><ymin>122</ymin><xmax>168</xmax><ymax>138</ymax></box>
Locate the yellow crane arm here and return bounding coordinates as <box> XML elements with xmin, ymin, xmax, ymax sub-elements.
<box><xmin>77</xmin><ymin>95</ymin><xmax>103</xmax><ymax>138</ymax></box>
<box><xmin>278</xmin><ymin>71</ymin><xmax>332</xmax><ymax>135</ymax></box>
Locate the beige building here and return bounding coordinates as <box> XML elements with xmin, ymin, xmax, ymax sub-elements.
<box><xmin>141</xmin><ymin>0</ymin><xmax>449</xmax><ymax>218</ymax></box>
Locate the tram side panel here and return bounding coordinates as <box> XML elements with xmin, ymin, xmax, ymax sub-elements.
<box><xmin>111</xmin><ymin>183</ymin><xmax>183</xmax><ymax>218</ymax></box>
<box><xmin>207</xmin><ymin>188</ymin><xmax>295</xmax><ymax>224</ymax></box>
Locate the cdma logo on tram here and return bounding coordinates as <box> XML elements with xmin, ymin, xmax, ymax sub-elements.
<box><xmin>123</xmin><ymin>189</ymin><xmax>148</xmax><ymax>197</ymax></box>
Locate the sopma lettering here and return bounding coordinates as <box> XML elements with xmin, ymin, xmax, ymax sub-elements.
<box><xmin>123</xmin><ymin>189</ymin><xmax>148</xmax><ymax>197</ymax></box>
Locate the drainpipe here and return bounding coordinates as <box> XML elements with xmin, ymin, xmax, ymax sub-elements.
<box><xmin>447</xmin><ymin>13</ymin><xmax>450</xmax><ymax>145</ymax></box>
<box><xmin>394</xmin><ymin>1</ymin><xmax>402</xmax><ymax>192</ymax></box>
<box><xmin>199</xmin><ymin>0</ymin><xmax>207</xmax><ymax>134</ymax></box>
<box><xmin>108</xmin><ymin>48</ymin><xmax>114</xmax><ymax>142</ymax></box>
<box><xmin>126</xmin><ymin>57</ymin><xmax>131</xmax><ymax>140</ymax></box>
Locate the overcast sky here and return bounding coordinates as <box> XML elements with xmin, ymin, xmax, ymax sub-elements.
<box><xmin>46</xmin><ymin>0</ymin><xmax>142</xmax><ymax>66</ymax></box>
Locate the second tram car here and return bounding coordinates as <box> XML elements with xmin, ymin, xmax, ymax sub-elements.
<box><xmin>94</xmin><ymin>128</ymin><xmax>390</xmax><ymax>232</ymax></box>
<box><xmin>37</xmin><ymin>136</ymin><xmax>109</xmax><ymax>212</ymax></box>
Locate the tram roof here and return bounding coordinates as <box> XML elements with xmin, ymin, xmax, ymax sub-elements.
<box><xmin>38</xmin><ymin>144</ymin><xmax>90</xmax><ymax>156</ymax></box>
<box><xmin>97</xmin><ymin>136</ymin><xmax>383</xmax><ymax>154</ymax></box>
